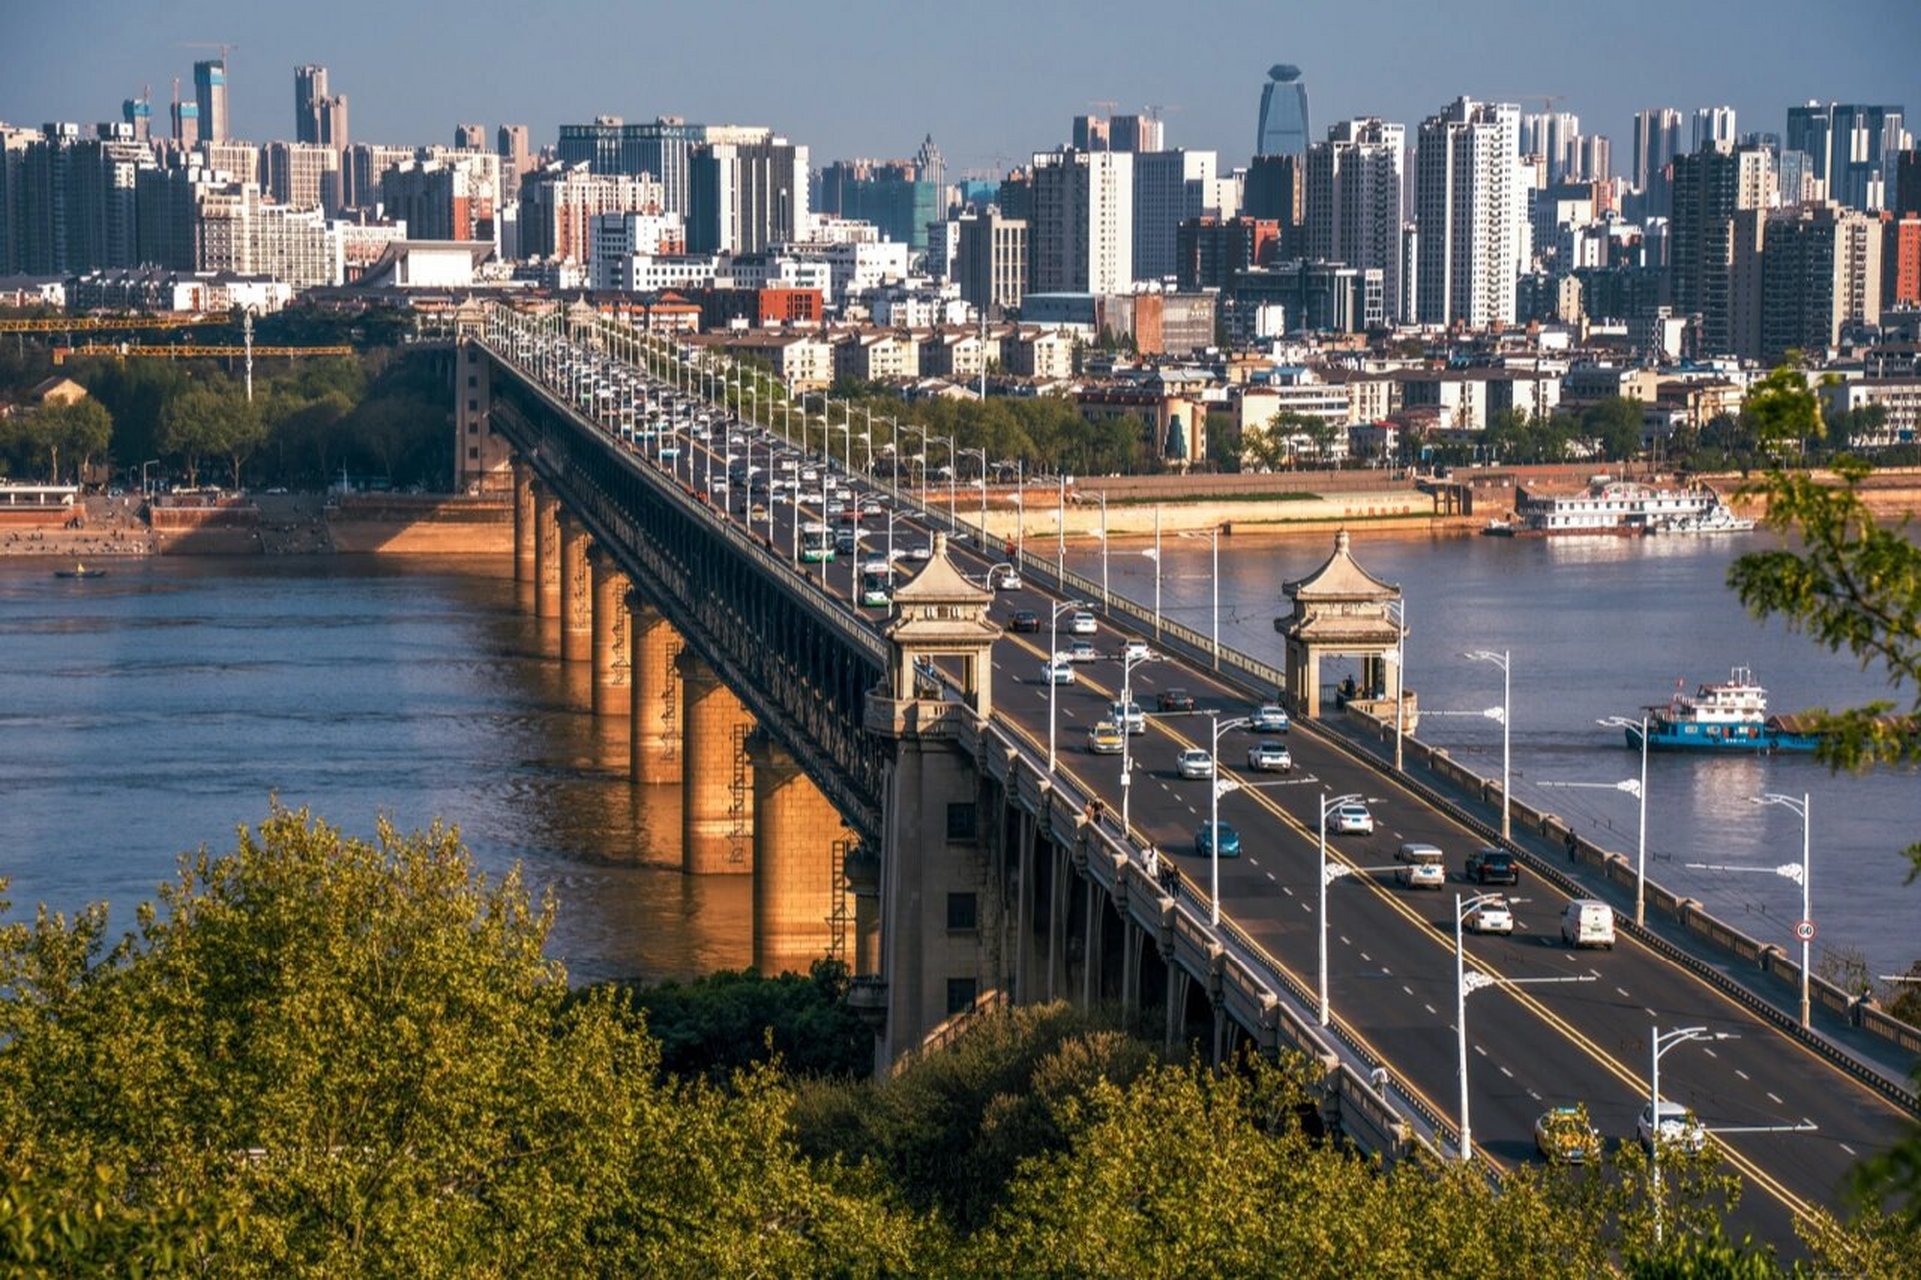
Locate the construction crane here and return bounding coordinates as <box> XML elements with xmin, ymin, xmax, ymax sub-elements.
<box><xmin>53</xmin><ymin>343</ymin><xmax>353</xmax><ymax>365</ymax></box>
<box><xmin>0</xmin><ymin>314</ymin><xmax>221</xmax><ymax>333</ymax></box>
<box><xmin>179</xmin><ymin>41</ymin><xmax>239</xmax><ymax>62</ymax></box>
<box><xmin>1507</xmin><ymin>93</ymin><xmax>1568</xmax><ymax>115</ymax></box>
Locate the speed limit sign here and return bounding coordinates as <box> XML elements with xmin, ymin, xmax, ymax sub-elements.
<box><xmin>1794</xmin><ymin>919</ymin><xmax>1817</xmax><ymax>942</ymax></box>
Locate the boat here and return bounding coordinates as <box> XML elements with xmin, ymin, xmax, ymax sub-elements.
<box><xmin>1479</xmin><ymin>519</ymin><xmax>1515</xmax><ymax>537</ymax></box>
<box><xmin>1648</xmin><ymin>502</ymin><xmax>1758</xmax><ymax>535</ymax></box>
<box><xmin>1507</xmin><ymin>479</ymin><xmax>1733</xmax><ymax>537</ymax></box>
<box><xmin>1626</xmin><ymin>667</ymin><xmax>1821</xmax><ymax>753</ymax></box>
<box><xmin>54</xmin><ymin>563</ymin><xmax>109</xmax><ymax>579</ymax></box>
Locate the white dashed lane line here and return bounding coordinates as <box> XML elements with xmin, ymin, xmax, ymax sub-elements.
<box><xmin>1616</xmin><ymin>987</ymin><xmax>1632</xmax><ymax>999</ymax></box>
<box><xmin>1767</xmin><ymin>1091</ymin><xmax>1784</xmax><ymax>1105</ymax></box>
<box><xmin>1840</xmin><ymin>1143</ymin><xmax>1857</xmax><ymax>1156</ymax></box>
<box><xmin>1735</xmin><ymin>1069</ymin><xmax>1751</xmax><ymax>1081</ymax></box>
<box><xmin>1424</xmin><ymin>1003</ymin><xmax>1438</xmax><ymax>1016</ymax></box>
<box><xmin>1473</xmin><ymin>1044</ymin><xmax>1488</xmax><ymax>1058</ymax></box>
<box><xmin>1499</xmin><ymin>1066</ymin><xmax>1514</xmax><ymax>1078</ymax></box>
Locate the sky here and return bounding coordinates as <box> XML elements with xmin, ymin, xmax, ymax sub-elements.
<box><xmin>4</xmin><ymin>0</ymin><xmax>1916</xmax><ymax>175</ymax></box>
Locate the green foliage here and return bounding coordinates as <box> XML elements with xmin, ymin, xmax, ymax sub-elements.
<box><xmin>1581</xmin><ymin>396</ymin><xmax>1647</xmax><ymax>461</ymax></box>
<box><xmin>159</xmin><ymin>379</ymin><xmax>264</xmax><ymax>489</ymax></box>
<box><xmin>600</xmin><ymin>959</ymin><xmax>873</xmax><ymax>1081</ymax></box>
<box><xmin>1741</xmin><ymin>363</ymin><xmax>1824</xmax><ymax>454</ymax></box>
<box><xmin>0</xmin><ymin>397</ymin><xmax>112</xmax><ymax>483</ymax></box>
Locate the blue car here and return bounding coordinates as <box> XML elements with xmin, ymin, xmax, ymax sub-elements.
<box><xmin>1195</xmin><ymin>821</ymin><xmax>1242</xmax><ymax>858</ymax></box>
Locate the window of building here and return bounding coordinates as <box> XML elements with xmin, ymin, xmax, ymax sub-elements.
<box><xmin>468</xmin><ymin>399</ymin><xmax>479</xmax><ymax>411</ymax></box>
<box><xmin>467</xmin><ymin>375</ymin><xmax>478</xmax><ymax>388</ymax></box>
<box><xmin>946</xmin><ymin>892</ymin><xmax>978</xmax><ymax>932</ymax></box>
<box><xmin>945</xmin><ymin>977</ymin><xmax>978</xmax><ymax>1016</ymax></box>
<box><xmin>467</xmin><ymin>447</ymin><xmax>479</xmax><ymax>459</ymax></box>
<box><xmin>945</xmin><ymin>802</ymin><xmax>977</xmax><ymax>842</ymax></box>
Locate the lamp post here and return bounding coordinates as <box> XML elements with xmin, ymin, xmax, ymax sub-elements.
<box><xmin>1211</xmin><ymin>525</ymin><xmax>1221</xmax><ymax>671</ymax></box>
<box><xmin>1317</xmin><ymin>790</ymin><xmax>1365</xmax><ymax>1025</ymax></box>
<box><xmin>1098</xmin><ymin>491</ymin><xmax>1110</xmax><ymax>612</ymax></box>
<box><xmin>1206</xmin><ymin>714</ymin><xmax>1251</xmax><ymax>926</ymax></box>
<box><xmin>1539</xmin><ymin>770</ymin><xmax>1645</xmax><ymax>919</ymax></box>
<box><xmin>1648</xmin><ymin>1025</ymin><xmax>1737</xmax><ymax>1240</ymax></box>
<box><xmin>1389</xmin><ymin>598</ymin><xmax>1407</xmax><ymax>772</ymax></box>
<box><xmin>1047</xmin><ymin>599</ymin><xmax>1085</xmax><ymax>774</ymax></box>
<box><xmin>1119</xmin><ymin>646</ymin><xmax>1155</xmax><ymax>839</ymax></box>
<box><xmin>1463</xmin><ymin>649</ymin><xmax>1512</xmax><ymax>840</ymax></box>
<box><xmin>1153</xmin><ymin>504</ymin><xmax>1163</xmax><ymax>639</ymax></box>
<box><xmin>961</xmin><ymin>447</ymin><xmax>988</xmax><ymax>547</ymax></box>
<box><xmin>1688</xmin><ymin>793</ymin><xmax>1812</xmax><ymax>1026</ymax></box>
<box><xmin>1057</xmin><ymin>471</ymin><xmax>1068</xmax><ymax>584</ymax></box>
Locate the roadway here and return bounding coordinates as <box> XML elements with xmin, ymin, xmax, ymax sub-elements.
<box><xmin>492</xmin><ymin>328</ymin><xmax>1916</xmax><ymax>1248</ymax></box>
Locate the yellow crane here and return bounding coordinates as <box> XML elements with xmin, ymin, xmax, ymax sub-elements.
<box><xmin>52</xmin><ymin>342</ymin><xmax>354</xmax><ymax>365</ymax></box>
<box><xmin>0</xmin><ymin>314</ymin><xmax>220</xmax><ymax>332</ymax></box>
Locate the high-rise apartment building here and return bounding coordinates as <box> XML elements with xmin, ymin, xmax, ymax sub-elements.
<box><xmin>122</xmin><ymin>92</ymin><xmax>152</xmax><ymax>143</ymax></box>
<box><xmin>1110</xmin><ymin>114</ymin><xmax>1164</xmax><ymax>153</ymax></box>
<box><xmin>497</xmin><ymin>124</ymin><xmax>532</xmax><ymax>175</ymax></box>
<box><xmin>1029</xmin><ymin>147</ymin><xmax>1134</xmax><ymax>293</ymax></box>
<box><xmin>293</xmin><ymin>65</ymin><xmax>347</xmax><ymax>149</ymax></box>
<box><xmin>171</xmin><ymin>90</ymin><xmax>200</xmax><ymax>148</ymax></box>
<box><xmin>1256</xmin><ymin>64</ymin><xmax>1310</xmax><ymax>156</ymax></box>
<box><xmin>686</xmin><ymin>137</ymin><xmax>808</xmax><ymax>254</ymax></box>
<box><xmin>1132</xmin><ymin>148</ymin><xmax>1215</xmax><ymax>282</ymax></box>
<box><xmin>264</xmin><ymin>141</ymin><xmax>341</xmax><ymax>212</ymax></box>
<box><xmin>519</xmin><ymin>164</ymin><xmax>667</xmax><ymax>262</ymax></box>
<box><xmin>1632</xmin><ymin>108</ymin><xmax>1685</xmax><ymax>196</ymax></box>
<box><xmin>1521</xmin><ymin>112</ymin><xmax>1583</xmax><ymax>183</ymax></box>
<box><xmin>194</xmin><ymin>59</ymin><xmax>229</xmax><ymax>145</ymax></box>
<box><xmin>381</xmin><ymin>152</ymin><xmax>501</xmax><ymax>244</ymax></box>
<box><xmin>556</xmin><ymin>117</ymin><xmax>773</xmax><ymax>216</ymax></box>
<box><xmin>557</xmin><ymin>117</ymin><xmax>626</xmax><ymax>172</ymax></box>
<box><xmin>1831</xmin><ymin>104</ymin><xmax>1905</xmax><ymax>210</ymax></box>
<box><xmin>955</xmin><ymin>208</ymin><xmax>1027</xmax><ymax>316</ymax></box>
<box><xmin>1415</xmin><ymin>97</ymin><xmax>1525</xmax><ymax>328</ymax></box>
<box><xmin>454</xmin><ymin>123</ymin><xmax>486</xmax><ymax>151</ymax></box>
<box><xmin>1306</xmin><ymin>117</ymin><xmax>1405</xmax><ymax>321</ymax></box>
<box><xmin>1071</xmin><ymin>115</ymin><xmax>1110</xmax><ymax>152</ymax></box>
<box><xmin>1692</xmin><ymin>106</ymin><xmax>1737</xmax><ymax>154</ymax></box>
<box><xmin>343</xmin><ymin>142</ymin><xmax>415</xmax><ymax>214</ymax></box>
<box><xmin>1175</xmin><ymin>216</ymin><xmax>1279</xmax><ymax>291</ymax></box>
<box><xmin>1241</xmin><ymin>153</ymin><xmax>1306</xmax><ymax>258</ymax></box>
<box><xmin>1670</xmin><ymin>143</ymin><xmax>1775</xmax><ymax>357</ymax></box>
<box><xmin>1896</xmin><ymin>149</ymin><xmax>1921</xmax><ymax>216</ymax></box>
<box><xmin>1761</xmin><ymin>202</ymin><xmax>1882</xmax><ymax>360</ymax></box>
<box><xmin>815</xmin><ymin>155</ymin><xmax>942</xmax><ymax>252</ymax></box>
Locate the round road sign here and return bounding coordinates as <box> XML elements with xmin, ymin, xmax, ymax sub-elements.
<box><xmin>1794</xmin><ymin>919</ymin><xmax>1817</xmax><ymax>942</ymax></box>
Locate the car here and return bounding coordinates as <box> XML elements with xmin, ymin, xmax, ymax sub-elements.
<box><xmin>1534</xmin><ymin>1106</ymin><xmax>1602</xmax><ymax>1164</ymax></box>
<box><xmin>1246</xmin><ymin>741</ymin><xmax>1293</xmax><ymax>773</ymax></box>
<box><xmin>1039</xmin><ymin>659</ymin><xmax>1076</xmax><ymax>686</ymax></box>
<box><xmin>1638</xmin><ymin>1101</ymin><xmax>1707</xmax><ymax>1154</ymax></box>
<box><xmin>1070</xmin><ymin>611</ymin><xmax>1098</xmax><ymax>635</ymax></box>
<box><xmin>1175</xmin><ymin>748</ymin><xmax>1215</xmax><ymax>780</ymax></box>
<box><xmin>1561</xmin><ymin>899</ymin><xmax>1616</xmax><ymax>949</ymax></box>
<box><xmin>1394</xmin><ymin>843</ymin><xmax>1445</xmax><ymax>889</ymax></box>
<box><xmin>1464</xmin><ymin>894</ymin><xmax>1514</xmax><ymax>933</ymax></box>
<box><xmin>1251</xmin><ymin>704</ymin><xmax>1292</xmax><ymax>733</ymax></box>
<box><xmin>1121</xmin><ymin>639</ymin><xmax>1152</xmax><ymax>663</ymax></box>
<box><xmin>1087</xmin><ymin>721</ymin><xmax>1124</xmax><ymax>755</ymax></box>
<box><xmin>1067</xmin><ymin>639</ymin><xmax>1099</xmax><ymax>663</ymax></box>
<box><xmin>1195</xmin><ymin>821</ymin><xmax>1242</xmax><ymax>858</ymax></box>
<box><xmin>906</xmin><ymin>544</ymin><xmax>933</xmax><ymax>562</ymax></box>
<box><xmin>989</xmin><ymin>566</ymin><xmax>1022</xmax><ymax>591</ymax></box>
<box><xmin>1157</xmin><ymin>688</ymin><xmax>1197</xmax><ymax>713</ymax></box>
<box><xmin>1009</xmin><ymin>609</ymin><xmax>1041</xmax><ymax>633</ymax></box>
<box><xmin>1108</xmin><ymin>700</ymin><xmax>1146</xmax><ymax>734</ymax></box>
<box><xmin>1329</xmin><ymin>803</ymin><xmax>1375</xmax><ymax>835</ymax></box>
<box><xmin>1465</xmin><ymin>847</ymin><xmax>1520</xmax><ymax>885</ymax></box>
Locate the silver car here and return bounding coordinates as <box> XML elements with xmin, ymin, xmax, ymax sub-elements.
<box><xmin>1175</xmin><ymin>748</ymin><xmax>1215</xmax><ymax>780</ymax></box>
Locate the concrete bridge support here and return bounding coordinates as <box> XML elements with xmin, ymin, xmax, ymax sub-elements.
<box><xmin>512</xmin><ymin>460</ymin><xmax>534</xmax><ymax>583</ymax></box>
<box><xmin>558</xmin><ymin>514</ymin><xmax>592</xmax><ymax>664</ymax></box>
<box><xmin>1120</xmin><ymin>919</ymin><xmax>1143</xmax><ymax>1030</ymax></box>
<box><xmin>677</xmin><ymin>650</ymin><xmax>755</xmax><ymax>875</ymax></box>
<box><xmin>627</xmin><ymin>598</ymin><xmax>682</xmax><ymax>785</ymax></box>
<box><xmin>589</xmin><ymin>550</ymin><xmax>630</xmax><ymax>719</ymax></box>
<box><xmin>533</xmin><ymin>485</ymin><xmax>561</xmax><ymax>619</ymax></box>
<box><xmin>747</xmin><ymin>731</ymin><xmax>844</xmax><ymax>975</ymax></box>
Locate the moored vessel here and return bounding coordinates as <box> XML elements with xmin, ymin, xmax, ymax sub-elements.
<box><xmin>1626</xmin><ymin>667</ymin><xmax>1820</xmax><ymax>753</ymax></box>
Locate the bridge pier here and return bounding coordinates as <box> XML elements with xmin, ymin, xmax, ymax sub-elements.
<box><xmin>1081</xmin><ymin>876</ymin><xmax>1100</xmax><ymax>1008</ymax></box>
<box><xmin>627</xmin><ymin>598</ymin><xmax>682</xmax><ymax>785</ymax></box>
<box><xmin>1013</xmin><ymin>809</ymin><xmax>1035</xmax><ymax>1005</ymax></box>
<box><xmin>747</xmin><ymin>731</ymin><xmax>845</xmax><ymax>976</ymax></box>
<box><xmin>677</xmin><ymin>650</ymin><xmax>754</xmax><ymax>875</ymax></box>
<box><xmin>1121</xmin><ymin>919</ymin><xmax>1142</xmax><ymax>1029</ymax></box>
<box><xmin>533</xmin><ymin>484</ymin><xmax>561</xmax><ymax>619</ymax></box>
<box><xmin>1165</xmin><ymin>966</ymin><xmax>1187</xmax><ymax>1054</ymax></box>
<box><xmin>558</xmin><ymin>514</ymin><xmax>592</xmax><ymax>664</ymax></box>
<box><xmin>846</xmin><ymin>843</ymin><xmax>882</xmax><ymax>978</ymax></box>
<box><xmin>512</xmin><ymin>459</ymin><xmax>534</xmax><ymax>583</ymax></box>
<box><xmin>590</xmin><ymin>550</ymin><xmax>630</xmax><ymax>719</ymax></box>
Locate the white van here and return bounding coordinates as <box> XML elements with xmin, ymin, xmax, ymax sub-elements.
<box><xmin>1561</xmin><ymin>899</ymin><xmax>1616</xmax><ymax>949</ymax></box>
<box><xmin>1394</xmin><ymin>843</ymin><xmax>1446</xmax><ymax>890</ymax></box>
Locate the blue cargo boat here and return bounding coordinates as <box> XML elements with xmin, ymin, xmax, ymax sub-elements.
<box><xmin>1627</xmin><ymin>668</ymin><xmax>1821</xmax><ymax>754</ymax></box>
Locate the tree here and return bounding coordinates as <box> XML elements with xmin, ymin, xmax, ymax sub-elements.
<box><xmin>1581</xmin><ymin>397</ymin><xmax>1646</xmax><ymax>462</ymax></box>
<box><xmin>1740</xmin><ymin>363</ymin><xmax>1824</xmax><ymax>458</ymax></box>
<box><xmin>159</xmin><ymin>382</ymin><xmax>261</xmax><ymax>490</ymax></box>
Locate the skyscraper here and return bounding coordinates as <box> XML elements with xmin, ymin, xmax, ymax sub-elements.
<box><xmin>1761</xmin><ymin>202</ymin><xmax>1883</xmax><ymax>360</ymax></box>
<box><xmin>1306</xmin><ymin>118</ymin><xmax>1406</xmax><ymax>321</ymax></box>
<box><xmin>1691</xmin><ymin>106</ymin><xmax>1737</xmax><ymax>154</ymax></box>
<box><xmin>1830</xmin><ymin>104</ymin><xmax>1906</xmax><ymax>210</ymax></box>
<box><xmin>686</xmin><ymin>137</ymin><xmax>809</xmax><ymax>254</ymax></box>
<box><xmin>122</xmin><ymin>92</ymin><xmax>153</xmax><ymax>143</ymax></box>
<box><xmin>294</xmin><ymin>64</ymin><xmax>348</xmax><ymax>150</ymax></box>
<box><xmin>1415</xmin><ymin>97</ymin><xmax>1525</xmax><ymax>328</ymax></box>
<box><xmin>194</xmin><ymin>60</ymin><xmax>229</xmax><ymax>145</ymax></box>
<box><xmin>1670</xmin><ymin>143</ymin><xmax>1774</xmax><ymax>357</ymax></box>
<box><xmin>1029</xmin><ymin>147</ymin><xmax>1134</xmax><ymax>293</ymax></box>
<box><xmin>454</xmin><ymin>123</ymin><xmax>486</xmax><ymax>151</ymax></box>
<box><xmin>1110</xmin><ymin>114</ymin><xmax>1164</xmax><ymax>153</ymax></box>
<box><xmin>1131</xmin><ymin>148</ymin><xmax>1214</xmax><ymax>281</ymax></box>
<box><xmin>1632</xmin><ymin>108</ymin><xmax>1684</xmax><ymax>193</ymax></box>
<box><xmin>1256</xmin><ymin>65</ymin><xmax>1309</xmax><ymax>157</ymax></box>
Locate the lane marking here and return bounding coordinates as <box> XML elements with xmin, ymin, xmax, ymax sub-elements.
<box><xmin>1767</xmin><ymin>1092</ymin><xmax>1784</xmax><ymax>1106</ymax></box>
<box><xmin>1499</xmin><ymin>1066</ymin><xmax>1514</xmax><ymax>1079</ymax></box>
<box><xmin>1424</xmin><ymin>1003</ymin><xmax>1438</xmax><ymax>1016</ymax></box>
<box><xmin>1736</xmin><ymin>1069</ymin><xmax>1751</xmax><ymax>1081</ymax></box>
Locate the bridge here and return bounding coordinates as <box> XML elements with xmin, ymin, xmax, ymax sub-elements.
<box><xmin>454</xmin><ymin>301</ymin><xmax>1915</xmax><ymax>1248</ymax></box>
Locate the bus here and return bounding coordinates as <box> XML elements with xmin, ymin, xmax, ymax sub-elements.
<box><xmin>859</xmin><ymin>560</ymin><xmax>894</xmax><ymax>608</ymax></box>
<box><xmin>800</xmin><ymin>521</ymin><xmax>836</xmax><ymax>562</ymax></box>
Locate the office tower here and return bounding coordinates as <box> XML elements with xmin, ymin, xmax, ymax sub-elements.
<box><xmin>1761</xmin><ymin>202</ymin><xmax>1882</xmax><ymax>359</ymax></box>
<box><xmin>1306</xmin><ymin>117</ymin><xmax>1406</xmax><ymax>320</ymax></box>
<box><xmin>294</xmin><ymin>65</ymin><xmax>327</xmax><ymax>143</ymax></box>
<box><xmin>1256</xmin><ymin>64</ymin><xmax>1309</xmax><ymax>156</ymax></box>
<box><xmin>264</xmin><ymin>140</ymin><xmax>341</xmax><ymax>211</ymax></box>
<box><xmin>557</xmin><ymin>116</ymin><xmax>625</xmax><ymax>172</ymax></box>
<box><xmin>122</xmin><ymin>91</ymin><xmax>152</xmax><ymax>142</ymax></box>
<box><xmin>1691</xmin><ymin>106</ymin><xmax>1737</xmax><ymax>154</ymax></box>
<box><xmin>1414</xmin><ymin>96</ymin><xmax>1525</xmax><ymax>327</ymax></box>
<box><xmin>194</xmin><ymin>59</ymin><xmax>229</xmax><ymax>145</ymax></box>
<box><xmin>1072</xmin><ymin>114</ymin><xmax>1110</xmax><ymax>151</ymax></box>
<box><xmin>1670</xmin><ymin>143</ymin><xmax>1775</xmax><ymax>357</ymax></box>
<box><xmin>686</xmin><ymin>137</ymin><xmax>808</xmax><ymax>254</ymax></box>
<box><xmin>520</xmin><ymin>165</ymin><xmax>667</xmax><ymax>261</ymax></box>
<box><xmin>816</xmin><ymin>157</ymin><xmax>941</xmax><ymax>252</ymax></box>
<box><xmin>1029</xmin><ymin>147</ymin><xmax>1134</xmax><ymax>293</ymax></box>
<box><xmin>1132</xmin><ymin>148</ymin><xmax>1215</xmax><ymax>281</ymax></box>
<box><xmin>1831</xmin><ymin>105</ymin><xmax>1906</xmax><ymax>210</ymax></box>
<box><xmin>454</xmin><ymin>123</ymin><xmax>486</xmax><ymax>151</ymax></box>
<box><xmin>1786</xmin><ymin>101</ymin><xmax>1834</xmax><ymax>189</ymax></box>
<box><xmin>1632</xmin><ymin>108</ymin><xmax>1685</xmax><ymax>194</ymax></box>
<box><xmin>956</xmin><ymin>208</ymin><xmax>1027</xmax><ymax>315</ymax></box>
<box><xmin>914</xmin><ymin>133</ymin><xmax>945</xmax><ymax>196</ymax></box>
<box><xmin>1241</xmin><ymin>153</ymin><xmax>1306</xmax><ymax>257</ymax></box>
<box><xmin>1110</xmin><ymin>114</ymin><xmax>1164</xmax><ymax>153</ymax></box>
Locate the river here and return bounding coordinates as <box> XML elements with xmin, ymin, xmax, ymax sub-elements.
<box><xmin>1</xmin><ymin>531</ymin><xmax>1916</xmax><ymax>986</ymax></box>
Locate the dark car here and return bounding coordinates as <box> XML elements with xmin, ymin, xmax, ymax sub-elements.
<box><xmin>1157</xmin><ymin>687</ymin><xmax>1196</xmax><ymax>713</ymax></box>
<box><xmin>1009</xmin><ymin>609</ymin><xmax>1041</xmax><ymax>633</ymax></box>
<box><xmin>1465</xmin><ymin>847</ymin><xmax>1520</xmax><ymax>885</ymax></box>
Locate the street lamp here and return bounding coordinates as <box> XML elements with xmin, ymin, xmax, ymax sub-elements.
<box><xmin>1388</xmin><ymin>599</ymin><xmax>1407</xmax><ymax>772</ymax></box>
<box><xmin>1688</xmin><ymin>792</ymin><xmax>1812</xmax><ymax>1027</ymax></box>
<box><xmin>1119</xmin><ymin>646</ymin><xmax>1157</xmax><ymax>839</ymax></box>
<box><xmin>1648</xmin><ymin>1025</ymin><xmax>1737</xmax><ymax>1241</ymax></box>
<box><xmin>1317</xmin><ymin>790</ymin><xmax>1365</xmax><ymax>1025</ymax></box>
<box><xmin>1463</xmin><ymin>649</ymin><xmax>1512</xmax><ymax>840</ymax></box>
<box><xmin>1205</xmin><ymin>713</ymin><xmax>1251</xmax><ymax>927</ymax></box>
<box><xmin>1047</xmin><ymin>599</ymin><xmax>1086</xmax><ymax>773</ymax></box>
<box><xmin>961</xmin><ymin>446</ymin><xmax>988</xmax><ymax>547</ymax></box>
<box><xmin>1539</xmin><ymin>769</ymin><xmax>1645</xmax><ymax>922</ymax></box>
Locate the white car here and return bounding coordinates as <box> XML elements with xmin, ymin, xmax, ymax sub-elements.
<box><xmin>1246</xmin><ymin>741</ymin><xmax>1293</xmax><ymax>773</ymax></box>
<box><xmin>1108</xmin><ymin>700</ymin><xmax>1146</xmax><ymax>734</ymax></box>
<box><xmin>1329</xmin><ymin>803</ymin><xmax>1375</xmax><ymax>836</ymax></box>
<box><xmin>1464</xmin><ymin>895</ymin><xmax>1514</xmax><ymax>933</ymax></box>
<box><xmin>990</xmin><ymin>566</ymin><xmax>1022</xmax><ymax>591</ymax></box>
<box><xmin>1175</xmin><ymin>748</ymin><xmax>1215</xmax><ymax>780</ymax></box>
<box><xmin>1039</xmin><ymin>659</ymin><xmax>1076</xmax><ymax>686</ymax></box>
<box><xmin>1070</xmin><ymin>611</ymin><xmax>1098</xmax><ymax>635</ymax></box>
<box><xmin>1394</xmin><ymin>845</ymin><xmax>1445</xmax><ymax>890</ymax></box>
<box><xmin>1251</xmin><ymin>704</ymin><xmax>1292</xmax><ymax>733</ymax></box>
<box><xmin>1122</xmin><ymin>640</ymin><xmax>1152</xmax><ymax>663</ymax></box>
<box><xmin>906</xmin><ymin>544</ymin><xmax>933</xmax><ymax>562</ymax></box>
<box><xmin>1638</xmin><ymin>1101</ymin><xmax>1707</xmax><ymax>1153</ymax></box>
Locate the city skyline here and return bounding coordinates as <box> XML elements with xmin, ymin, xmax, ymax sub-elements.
<box><xmin>4</xmin><ymin>0</ymin><xmax>1915</xmax><ymax>171</ymax></box>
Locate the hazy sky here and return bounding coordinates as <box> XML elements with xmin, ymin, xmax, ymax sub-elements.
<box><xmin>5</xmin><ymin>0</ymin><xmax>1916</xmax><ymax>173</ymax></box>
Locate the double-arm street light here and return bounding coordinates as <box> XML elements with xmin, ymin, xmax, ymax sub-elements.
<box><xmin>1648</xmin><ymin>1025</ymin><xmax>1738</xmax><ymax>1240</ymax></box>
<box><xmin>1688</xmin><ymin>792</ymin><xmax>1813</xmax><ymax>1027</ymax></box>
<box><xmin>1463</xmin><ymin>649</ymin><xmax>1512</xmax><ymax>840</ymax></box>
<box><xmin>1119</xmin><ymin>646</ymin><xmax>1157</xmax><ymax>840</ymax></box>
<box><xmin>1317</xmin><ymin>790</ymin><xmax>1364</xmax><ymax>1025</ymax></box>
<box><xmin>1205</xmin><ymin>713</ymin><xmax>1250</xmax><ymax>927</ymax></box>
<box><xmin>960</xmin><ymin>447</ymin><xmax>989</xmax><ymax>547</ymax></box>
<box><xmin>1047</xmin><ymin>599</ymin><xmax>1087</xmax><ymax>774</ymax></box>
